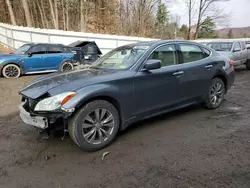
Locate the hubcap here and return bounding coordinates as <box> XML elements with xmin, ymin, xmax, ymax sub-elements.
<box><xmin>82</xmin><ymin>108</ymin><xmax>115</xmax><ymax>144</ymax></box>
<box><xmin>62</xmin><ymin>62</ymin><xmax>73</xmax><ymax>71</ymax></box>
<box><xmin>210</xmin><ymin>82</ymin><xmax>224</xmax><ymax>106</ymax></box>
<box><xmin>5</xmin><ymin>65</ymin><xmax>19</xmax><ymax>77</ymax></box>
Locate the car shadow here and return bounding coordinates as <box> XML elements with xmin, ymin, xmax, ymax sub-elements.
<box><xmin>119</xmin><ymin>104</ymin><xmax>202</xmax><ymax>136</ymax></box>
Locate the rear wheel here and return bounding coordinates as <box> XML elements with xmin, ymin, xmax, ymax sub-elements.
<box><xmin>68</xmin><ymin>100</ymin><xmax>120</xmax><ymax>151</ymax></box>
<box><xmin>246</xmin><ymin>60</ymin><xmax>250</xmax><ymax>70</ymax></box>
<box><xmin>202</xmin><ymin>78</ymin><xmax>225</xmax><ymax>109</ymax></box>
<box><xmin>60</xmin><ymin>61</ymin><xmax>74</xmax><ymax>72</ymax></box>
<box><xmin>2</xmin><ymin>64</ymin><xmax>21</xmax><ymax>78</ymax></box>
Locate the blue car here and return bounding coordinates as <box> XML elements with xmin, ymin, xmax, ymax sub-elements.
<box><xmin>0</xmin><ymin>43</ymin><xmax>75</xmax><ymax>78</ymax></box>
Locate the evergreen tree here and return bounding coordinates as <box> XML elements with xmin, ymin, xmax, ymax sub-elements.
<box><xmin>198</xmin><ymin>17</ymin><xmax>217</xmax><ymax>38</ymax></box>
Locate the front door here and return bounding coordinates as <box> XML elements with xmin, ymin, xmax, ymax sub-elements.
<box><xmin>134</xmin><ymin>44</ymin><xmax>184</xmax><ymax>116</ymax></box>
<box><xmin>23</xmin><ymin>44</ymin><xmax>47</xmax><ymax>72</ymax></box>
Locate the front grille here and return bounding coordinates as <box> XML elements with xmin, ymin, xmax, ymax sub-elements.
<box><xmin>22</xmin><ymin>97</ymin><xmax>38</xmax><ymax>112</ymax></box>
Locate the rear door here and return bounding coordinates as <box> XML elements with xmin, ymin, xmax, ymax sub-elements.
<box><xmin>44</xmin><ymin>45</ymin><xmax>65</xmax><ymax>69</ymax></box>
<box><xmin>134</xmin><ymin>43</ymin><xmax>184</xmax><ymax>115</ymax></box>
<box><xmin>23</xmin><ymin>44</ymin><xmax>47</xmax><ymax>72</ymax></box>
<box><xmin>177</xmin><ymin>43</ymin><xmax>213</xmax><ymax>101</ymax></box>
<box><xmin>240</xmin><ymin>41</ymin><xmax>248</xmax><ymax>64</ymax></box>
<box><xmin>231</xmin><ymin>42</ymin><xmax>242</xmax><ymax>66</ymax></box>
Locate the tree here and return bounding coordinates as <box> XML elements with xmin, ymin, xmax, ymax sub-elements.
<box><xmin>194</xmin><ymin>0</ymin><xmax>230</xmax><ymax>39</ymax></box>
<box><xmin>5</xmin><ymin>0</ymin><xmax>16</xmax><ymax>25</ymax></box>
<box><xmin>49</xmin><ymin>0</ymin><xmax>58</xmax><ymax>29</ymax></box>
<box><xmin>21</xmin><ymin>0</ymin><xmax>32</xmax><ymax>27</ymax></box>
<box><xmin>227</xmin><ymin>29</ymin><xmax>233</xmax><ymax>38</ymax></box>
<box><xmin>198</xmin><ymin>17</ymin><xmax>217</xmax><ymax>38</ymax></box>
<box><xmin>155</xmin><ymin>0</ymin><xmax>169</xmax><ymax>38</ymax></box>
<box><xmin>180</xmin><ymin>24</ymin><xmax>189</xmax><ymax>39</ymax></box>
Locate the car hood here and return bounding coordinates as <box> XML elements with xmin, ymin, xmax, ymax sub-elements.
<box><xmin>0</xmin><ymin>53</ymin><xmax>20</xmax><ymax>58</ymax></box>
<box><xmin>19</xmin><ymin>68</ymin><xmax>122</xmax><ymax>99</ymax></box>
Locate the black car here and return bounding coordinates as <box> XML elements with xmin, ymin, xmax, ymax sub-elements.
<box><xmin>68</xmin><ymin>41</ymin><xmax>102</xmax><ymax>65</ymax></box>
<box><xmin>19</xmin><ymin>40</ymin><xmax>235</xmax><ymax>151</ymax></box>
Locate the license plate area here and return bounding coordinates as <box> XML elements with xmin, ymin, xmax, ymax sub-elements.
<box><xmin>19</xmin><ymin>103</ymin><xmax>48</xmax><ymax>129</ymax></box>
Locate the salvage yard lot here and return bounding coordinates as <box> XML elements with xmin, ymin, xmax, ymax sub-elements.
<box><xmin>0</xmin><ymin>68</ymin><xmax>250</xmax><ymax>188</ymax></box>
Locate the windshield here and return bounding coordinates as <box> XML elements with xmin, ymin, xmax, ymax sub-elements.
<box><xmin>90</xmin><ymin>45</ymin><xmax>150</xmax><ymax>70</ymax></box>
<box><xmin>207</xmin><ymin>42</ymin><xmax>233</xmax><ymax>52</ymax></box>
<box><xmin>14</xmin><ymin>44</ymin><xmax>32</xmax><ymax>54</ymax></box>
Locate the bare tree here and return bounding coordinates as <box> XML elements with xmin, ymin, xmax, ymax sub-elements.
<box><xmin>194</xmin><ymin>0</ymin><xmax>230</xmax><ymax>39</ymax></box>
<box><xmin>21</xmin><ymin>0</ymin><xmax>32</xmax><ymax>27</ymax></box>
<box><xmin>49</xmin><ymin>0</ymin><xmax>58</xmax><ymax>29</ymax></box>
<box><xmin>61</xmin><ymin>0</ymin><xmax>66</xmax><ymax>30</ymax></box>
<box><xmin>5</xmin><ymin>0</ymin><xmax>16</xmax><ymax>25</ymax></box>
<box><xmin>80</xmin><ymin>0</ymin><xmax>89</xmax><ymax>32</ymax></box>
<box><xmin>36</xmin><ymin>0</ymin><xmax>45</xmax><ymax>28</ymax></box>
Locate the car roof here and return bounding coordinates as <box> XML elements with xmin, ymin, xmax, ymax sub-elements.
<box><xmin>25</xmin><ymin>42</ymin><xmax>66</xmax><ymax>46</ymax></box>
<box><xmin>117</xmin><ymin>40</ymin><xmax>205</xmax><ymax>48</ymax></box>
<box><xmin>207</xmin><ymin>40</ymin><xmax>244</xmax><ymax>43</ymax></box>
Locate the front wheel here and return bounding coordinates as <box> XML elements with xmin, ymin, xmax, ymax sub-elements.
<box><xmin>2</xmin><ymin>64</ymin><xmax>21</xmax><ymax>78</ymax></box>
<box><xmin>68</xmin><ymin>100</ymin><xmax>120</xmax><ymax>151</ymax></box>
<box><xmin>202</xmin><ymin>78</ymin><xmax>225</xmax><ymax>109</ymax></box>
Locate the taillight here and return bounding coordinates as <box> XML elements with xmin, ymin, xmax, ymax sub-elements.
<box><xmin>229</xmin><ymin>60</ymin><xmax>235</xmax><ymax>67</ymax></box>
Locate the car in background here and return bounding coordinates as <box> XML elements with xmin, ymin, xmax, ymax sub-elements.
<box><xmin>245</xmin><ymin>41</ymin><xmax>250</xmax><ymax>69</ymax></box>
<box><xmin>207</xmin><ymin>40</ymin><xmax>250</xmax><ymax>69</ymax></box>
<box><xmin>19</xmin><ymin>40</ymin><xmax>235</xmax><ymax>151</ymax></box>
<box><xmin>68</xmin><ymin>41</ymin><xmax>102</xmax><ymax>65</ymax></box>
<box><xmin>0</xmin><ymin>43</ymin><xmax>75</xmax><ymax>78</ymax></box>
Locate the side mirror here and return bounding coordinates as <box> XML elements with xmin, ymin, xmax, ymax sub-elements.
<box><xmin>233</xmin><ymin>48</ymin><xmax>241</xmax><ymax>52</ymax></box>
<box><xmin>144</xmin><ymin>59</ymin><xmax>161</xmax><ymax>71</ymax></box>
<box><xmin>27</xmin><ymin>52</ymin><xmax>32</xmax><ymax>57</ymax></box>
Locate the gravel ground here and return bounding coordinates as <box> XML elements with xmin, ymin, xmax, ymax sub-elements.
<box><xmin>0</xmin><ymin>55</ymin><xmax>250</xmax><ymax>187</ymax></box>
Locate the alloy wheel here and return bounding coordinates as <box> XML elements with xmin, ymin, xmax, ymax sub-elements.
<box><xmin>3</xmin><ymin>64</ymin><xmax>20</xmax><ymax>78</ymax></box>
<box><xmin>210</xmin><ymin>82</ymin><xmax>224</xmax><ymax>106</ymax></box>
<box><xmin>62</xmin><ymin>62</ymin><xmax>73</xmax><ymax>71</ymax></box>
<box><xmin>82</xmin><ymin>108</ymin><xmax>115</xmax><ymax>145</ymax></box>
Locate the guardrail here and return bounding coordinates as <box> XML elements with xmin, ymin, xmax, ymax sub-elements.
<box><xmin>1</xmin><ymin>23</ymin><xmax>250</xmax><ymax>54</ymax></box>
<box><xmin>0</xmin><ymin>23</ymin><xmax>158</xmax><ymax>54</ymax></box>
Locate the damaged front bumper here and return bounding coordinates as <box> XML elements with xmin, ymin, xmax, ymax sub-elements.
<box><xmin>19</xmin><ymin>101</ymin><xmax>74</xmax><ymax>130</ymax></box>
<box><xmin>19</xmin><ymin>102</ymin><xmax>48</xmax><ymax>129</ymax></box>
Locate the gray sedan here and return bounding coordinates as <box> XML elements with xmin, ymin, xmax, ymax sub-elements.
<box><xmin>19</xmin><ymin>40</ymin><xmax>235</xmax><ymax>151</ymax></box>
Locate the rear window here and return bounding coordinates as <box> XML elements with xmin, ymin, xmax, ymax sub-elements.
<box><xmin>179</xmin><ymin>44</ymin><xmax>210</xmax><ymax>63</ymax></box>
<box><xmin>241</xmin><ymin>42</ymin><xmax>246</xmax><ymax>50</ymax></box>
<box><xmin>207</xmin><ymin>42</ymin><xmax>233</xmax><ymax>52</ymax></box>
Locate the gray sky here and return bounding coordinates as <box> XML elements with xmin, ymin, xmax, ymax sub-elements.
<box><xmin>168</xmin><ymin>0</ymin><xmax>250</xmax><ymax>28</ymax></box>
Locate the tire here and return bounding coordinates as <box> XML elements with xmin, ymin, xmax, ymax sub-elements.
<box><xmin>60</xmin><ymin>61</ymin><xmax>74</xmax><ymax>72</ymax></box>
<box><xmin>246</xmin><ymin>60</ymin><xmax>250</xmax><ymax>70</ymax></box>
<box><xmin>202</xmin><ymin>78</ymin><xmax>225</xmax><ymax>109</ymax></box>
<box><xmin>2</xmin><ymin>64</ymin><xmax>21</xmax><ymax>78</ymax></box>
<box><xmin>68</xmin><ymin>100</ymin><xmax>120</xmax><ymax>151</ymax></box>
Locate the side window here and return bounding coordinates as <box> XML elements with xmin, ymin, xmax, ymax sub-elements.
<box><xmin>246</xmin><ymin>43</ymin><xmax>250</xmax><ymax>49</ymax></box>
<box><xmin>48</xmin><ymin>46</ymin><xmax>64</xmax><ymax>54</ymax></box>
<box><xmin>29</xmin><ymin>45</ymin><xmax>47</xmax><ymax>55</ymax></box>
<box><xmin>180</xmin><ymin>44</ymin><xmax>209</xmax><ymax>63</ymax></box>
<box><xmin>233</xmin><ymin>42</ymin><xmax>241</xmax><ymax>51</ymax></box>
<box><xmin>241</xmin><ymin>42</ymin><xmax>246</xmax><ymax>50</ymax></box>
<box><xmin>148</xmin><ymin>44</ymin><xmax>177</xmax><ymax>67</ymax></box>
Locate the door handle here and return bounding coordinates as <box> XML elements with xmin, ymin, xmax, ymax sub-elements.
<box><xmin>205</xmin><ymin>65</ymin><xmax>213</xmax><ymax>69</ymax></box>
<box><xmin>173</xmin><ymin>71</ymin><xmax>184</xmax><ymax>76</ymax></box>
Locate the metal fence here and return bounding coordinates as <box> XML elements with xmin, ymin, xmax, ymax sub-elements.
<box><xmin>1</xmin><ymin>23</ymin><xmax>250</xmax><ymax>54</ymax></box>
<box><xmin>0</xmin><ymin>23</ymin><xmax>158</xmax><ymax>54</ymax></box>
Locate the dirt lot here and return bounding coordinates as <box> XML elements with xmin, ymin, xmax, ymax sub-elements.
<box><xmin>0</xmin><ymin>66</ymin><xmax>250</xmax><ymax>188</ymax></box>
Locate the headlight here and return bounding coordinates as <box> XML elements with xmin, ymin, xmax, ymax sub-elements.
<box><xmin>34</xmin><ymin>92</ymin><xmax>76</xmax><ymax>111</ymax></box>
